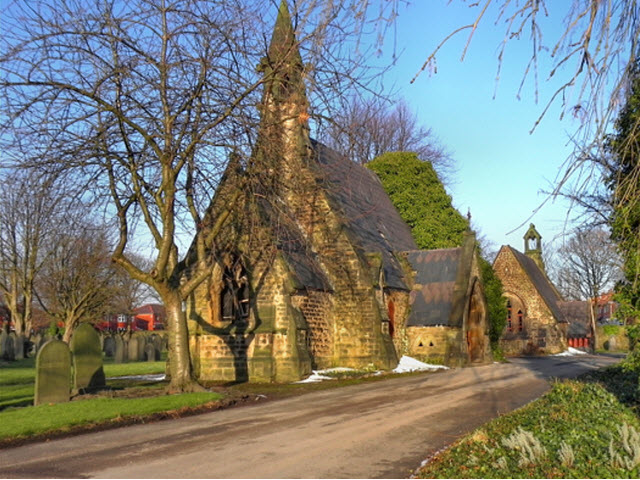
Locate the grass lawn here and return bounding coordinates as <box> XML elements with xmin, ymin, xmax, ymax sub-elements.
<box><xmin>416</xmin><ymin>363</ymin><xmax>640</xmax><ymax>478</ymax></box>
<box><xmin>0</xmin><ymin>356</ymin><xmax>221</xmax><ymax>444</ymax></box>
<box><xmin>0</xmin><ymin>392</ymin><xmax>222</xmax><ymax>442</ymax></box>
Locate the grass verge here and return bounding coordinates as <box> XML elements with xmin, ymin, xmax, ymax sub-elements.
<box><xmin>417</xmin><ymin>370</ymin><xmax>640</xmax><ymax>478</ymax></box>
<box><xmin>0</xmin><ymin>392</ymin><xmax>222</xmax><ymax>443</ymax></box>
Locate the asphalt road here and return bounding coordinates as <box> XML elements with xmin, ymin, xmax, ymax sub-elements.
<box><xmin>0</xmin><ymin>354</ymin><xmax>620</xmax><ymax>479</ymax></box>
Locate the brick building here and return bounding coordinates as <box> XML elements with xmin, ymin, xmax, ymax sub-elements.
<box><xmin>493</xmin><ymin>224</ymin><xmax>568</xmax><ymax>355</ymax></box>
<box><xmin>186</xmin><ymin>1</ymin><xmax>491</xmax><ymax>382</ymax></box>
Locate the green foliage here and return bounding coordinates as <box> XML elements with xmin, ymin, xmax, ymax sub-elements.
<box><xmin>367</xmin><ymin>152</ymin><xmax>468</xmax><ymax>249</ymax></box>
<box><xmin>0</xmin><ymin>392</ymin><xmax>223</xmax><ymax>441</ymax></box>
<box><xmin>607</xmin><ymin>65</ymin><xmax>640</xmax><ymax>330</ymax></box>
<box><xmin>604</xmin><ymin>324</ymin><xmax>621</xmax><ymax>336</ymax></box>
<box><xmin>416</xmin><ymin>381</ymin><xmax>640</xmax><ymax>478</ymax></box>
<box><xmin>478</xmin><ymin>256</ymin><xmax>507</xmax><ymax>347</ymax></box>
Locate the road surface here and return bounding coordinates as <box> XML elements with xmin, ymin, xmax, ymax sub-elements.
<box><xmin>0</xmin><ymin>354</ymin><xmax>620</xmax><ymax>479</ymax></box>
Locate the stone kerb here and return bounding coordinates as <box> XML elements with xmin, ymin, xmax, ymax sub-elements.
<box><xmin>34</xmin><ymin>339</ymin><xmax>71</xmax><ymax>405</ymax></box>
<box><xmin>70</xmin><ymin>323</ymin><xmax>106</xmax><ymax>393</ymax></box>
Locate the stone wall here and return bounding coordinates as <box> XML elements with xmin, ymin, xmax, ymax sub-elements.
<box><xmin>291</xmin><ymin>290</ymin><xmax>333</xmax><ymax>368</ymax></box>
<box><xmin>406</xmin><ymin>325</ymin><xmax>463</xmax><ymax>365</ymax></box>
<box><xmin>596</xmin><ymin>325</ymin><xmax>630</xmax><ymax>352</ymax></box>
<box><xmin>493</xmin><ymin>248</ymin><xmax>566</xmax><ymax>355</ymax></box>
<box><xmin>189</xmin><ymin>255</ymin><xmax>313</xmax><ymax>383</ymax></box>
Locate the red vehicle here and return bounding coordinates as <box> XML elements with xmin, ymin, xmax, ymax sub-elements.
<box><xmin>133</xmin><ymin>304</ymin><xmax>165</xmax><ymax>331</ymax></box>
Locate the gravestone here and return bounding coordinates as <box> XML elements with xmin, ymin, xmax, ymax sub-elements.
<box><xmin>14</xmin><ymin>333</ymin><xmax>25</xmax><ymax>360</ymax></box>
<box><xmin>34</xmin><ymin>339</ymin><xmax>71</xmax><ymax>405</ymax></box>
<box><xmin>2</xmin><ymin>332</ymin><xmax>15</xmax><ymax>361</ymax></box>
<box><xmin>32</xmin><ymin>333</ymin><xmax>42</xmax><ymax>353</ymax></box>
<box><xmin>135</xmin><ymin>333</ymin><xmax>146</xmax><ymax>360</ymax></box>
<box><xmin>151</xmin><ymin>334</ymin><xmax>163</xmax><ymax>360</ymax></box>
<box><xmin>103</xmin><ymin>336</ymin><xmax>116</xmax><ymax>357</ymax></box>
<box><xmin>0</xmin><ymin>327</ymin><xmax>7</xmax><ymax>358</ymax></box>
<box><xmin>144</xmin><ymin>343</ymin><xmax>157</xmax><ymax>362</ymax></box>
<box><xmin>127</xmin><ymin>335</ymin><xmax>140</xmax><ymax>362</ymax></box>
<box><xmin>70</xmin><ymin>323</ymin><xmax>105</xmax><ymax>392</ymax></box>
<box><xmin>114</xmin><ymin>335</ymin><xmax>125</xmax><ymax>363</ymax></box>
<box><xmin>39</xmin><ymin>334</ymin><xmax>51</xmax><ymax>351</ymax></box>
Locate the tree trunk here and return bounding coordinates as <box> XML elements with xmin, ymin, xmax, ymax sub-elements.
<box><xmin>164</xmin><ymin>292</ymin><xmax>203</xmax><ymax>393</ymax></box>
<box><xmin>589</xmin><ymin>298</ymin><xmax>598</xmax><ymax>353</ymax></box>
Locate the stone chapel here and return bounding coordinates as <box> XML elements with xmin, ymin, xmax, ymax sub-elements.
<box><xmin>493</xmin><ymin>224</ymin><xmax>568</xmax><ymax>355</ymax></box>
<box><xmin>186</xmin><ymin>1</ymin><xmax>491</xmax><ymax>382</ymax></box>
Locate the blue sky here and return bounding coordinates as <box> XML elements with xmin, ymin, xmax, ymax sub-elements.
<box><xmin>376</xmin><ymin>1</ymin><xmax>588</xmax><ymax>255</ymax></box>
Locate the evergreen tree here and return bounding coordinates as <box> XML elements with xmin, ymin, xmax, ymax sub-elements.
<box><xmin>368</xmin><ymin>151</ymin><xmax>507</xmax><ymax>353</ymax></box>
<box><xmin>606</xmin><ymin>65</ymin><xmax>640</xmax><ymax>329</ymax></box>
<box><xmin>367</xmin><ymin>152</ymin><xmax>468</xmax><ymax>249</ymax></box>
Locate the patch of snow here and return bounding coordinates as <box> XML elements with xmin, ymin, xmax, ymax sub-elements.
<box><xmin>553</xmin><ymin>347</ymin><xmax>588</xmax><ymax>357</ymax></box>
<box><xmin>294</xmin><ymin>371</ymin><xmax>335</xmax><ymax>383</ymax></box>
<box><xmin>107</xmin><ymin>374</ymin><xmax>166</xmax><ymax>382</ymax></box>
<box><xmin>392</xmin><ymin>355</ymin><xmax>449</xmax><ymax>373</ymax></box>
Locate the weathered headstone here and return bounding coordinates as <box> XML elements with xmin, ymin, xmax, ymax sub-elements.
<box><xmin>144</xmin><ymin>343</ymin><xmax>157</xmax><ymax>362</ymax></box>
<box><xmin>151</xmin><ymin>334</ymin><xmax>163</xmax><ymax>360</ymax></box>
<box><xmin>39</xmin><ymin>334</ymin><xmax>51</xmax><ymax>351</ymax></box>
<box><xmin>32</xmin><ymin>333</ymin><xmax>42</xmax><ymax>353</ymax></box>
<box><xmin>14</xmin><ymin>333</ymin><xmax>25</xmax><ymax>360</ymax></box>
<box><xmin>103</xmin><ymin>336</ymin><xmax>116</xmax><ymax>357</ymax></box>
<box><xmin>114</xmin><ymin>335</ymin><xmax>125</xmax><ymax>363</ymax></box>
<box><xmin>34</xmin><ymin>339</ymin><xmax>71</xmax><ymax>405</ymax></box>
<box><xmin>2</xmin><ymin>332</ymin><xmax>15</xmax><ymax>361</ymax></box>
<box><xmin>70</xmin><ymin>323</ymin><xmax>105</xmax><ymax>392</ymax></box>
<box><xmin>127</xmin><ymin>335</ymin><xmax>140</xmax><ymax>362</ymax></box>
<box><xmin>0</xmin><ymin>327</ymin><xmax>7</xmax><ymax>358</ymax></box>
<box><xmin>135</xmin><ymin>333</ymin><xmax>146</xmax><ymax>360</ymax></box>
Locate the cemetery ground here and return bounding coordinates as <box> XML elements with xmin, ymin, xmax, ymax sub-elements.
<box><xmin>0</xmin><ymin>354</ymin><xmax>631</xmax><ymax>478</ymax></box>
<box><xmin>0</xmin><ymin>355</ymin><xmax>436</xmax><ymax>450</ymax></box>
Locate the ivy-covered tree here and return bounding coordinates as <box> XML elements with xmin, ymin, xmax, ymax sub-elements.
<box><xmin>367</xmin><ymin>151</ymin><xmax>507</xmax><ymax>353</ymax></box>
<box><xmin>606</xmin><ymin>62</ymin><xmax>640</xmax><ymax>358</ymax></box>
<box><xmin>478</xmin><ymin>255</ymin><xmax>507</xmax><ymax>352</ymax></box>
<box><xmin>367</xmin><ymin>152</ymin><xmax>468</xmax><ymax>249</ymax></box>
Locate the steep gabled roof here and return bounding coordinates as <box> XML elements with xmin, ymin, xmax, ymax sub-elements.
<box><xmin>403</xmin><ymin>233</ymin><xmax>478</xmax><ymax>327</ymax></box>
<box><xmin>311</xmin><ymin>140</ymin><xmax>418</xmax><ymax>289</ymax></box>
<box><xmin>504</xmin><ymin>246</ymin><xmax>567</xmax><ymax>323</ymax></box>
<box><xmin>558</xmin><ymin>300</ymin><xmax>590</xmax><ymax>337</ymax></box>
<box><xmin>405</xmin><ymin>248</ymin><xmax>460</xmax><ymax>326</ymax></box>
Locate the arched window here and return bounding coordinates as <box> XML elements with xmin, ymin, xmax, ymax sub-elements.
<box><xmin>517</xmin><ymin>310</ymin><xmax>524</xmax><ymax>332</ymax></box>
<box><xmin>220</xmin><ymin>262</ymin><xmax>250</xmax><ymax>322</ymax></box>
<box><xmin>506</xmin><ymin>300</ymin><xmax>513</xmax><ymax>332</ymax></box>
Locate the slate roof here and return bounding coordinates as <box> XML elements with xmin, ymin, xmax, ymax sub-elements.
<box><xmin>558</xmin><ymin>300</ymin><xmax>591</xmax><ymax>337</ymax></box>
<box><xmin>506</xmin><ymin>246</ymin><xmax>568</xmax><ymax>324</ymax></box>
<box><xmin>404</xmin><ymin>248</ymin><xmax>462</xmax><ymax>327</ymax></box>
<box><xmin>264</xmin><ymin>200</ymin><xmax>332</xmax><ymax>291</ymax></box>
<box><xmin>311</xmin><ymin>140</ymin><xmax>418</xmax><ymax>290</ymax></box>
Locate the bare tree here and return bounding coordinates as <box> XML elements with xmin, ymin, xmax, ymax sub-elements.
<box><xmin>418</xmin><ymin>1</ymin><xmax>640</xmax><ymax>226</ymax></box>
<box><xmin>556</xmin><ymin>227</ymin><xmax>623</xmax><ymax>348</ymax></box>
<box><xmin>0</xmin><ymin>171</ymin><xmax>63</xmax><ymax>356</ymax></box>
<box><xmin>37</xmin><ymin>224</ymin><xmax>120</xmax><ymax>343</ymax></box>
<box><xmin>0</xmin><ymin>0</ymin><xmax>400</xmax><ymax>391</ymax></box>
<box><xmin>324</xmin><ymin>96</ymin><xmax>456</xmax><ymax>183</ymax></box>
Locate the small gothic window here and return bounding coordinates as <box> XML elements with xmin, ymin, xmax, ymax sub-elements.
<box><xmin>220</xmin><ymin>261</ymin><xmax>250</xmax><ymax>322</ymax></box>
<box><xmin>506</xmin><ymin>300</ymin><xmax>513</xmax><ymax>332</ymax></box>
<box><xmin>517</xmin><ymin>310</ymin><xmax>524</xmax><ymax>332</ymax></box>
